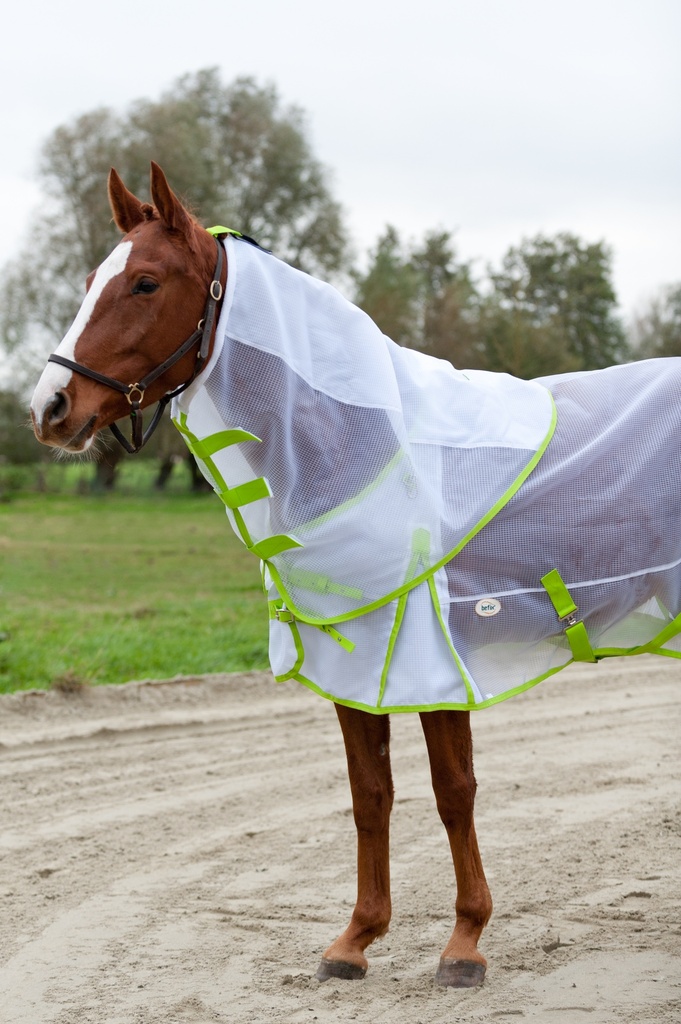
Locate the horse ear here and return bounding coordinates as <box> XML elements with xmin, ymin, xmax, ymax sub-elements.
<box><xmin>108</xmin><ymin>168</ymin><xmax>146</xmax><ymax>233</ymax></box>
<box><xmin>149</xmin><ymin>161</ymin><xmax>195</xmax><ymax>242</ymax></box>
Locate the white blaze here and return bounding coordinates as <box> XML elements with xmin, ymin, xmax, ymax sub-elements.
<box><xmin>31</xmin><ymin>241</ymin><xmax>133</xmax><ymax>424</ymax></box>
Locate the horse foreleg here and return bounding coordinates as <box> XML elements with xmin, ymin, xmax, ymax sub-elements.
<box><xmin>316</xmin><ymin>704</ymin><xmax>393</xmax><ymax>981</ymax></box>
<box><xmin>419</xmin><ymin>709</ymin><xmax>492</xmax><ymax>987</ymax></box>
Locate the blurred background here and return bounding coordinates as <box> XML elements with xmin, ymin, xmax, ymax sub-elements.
<box><xmin>1</xmin><ymin>0</ymin><xmax>680</xmax><ymax>489</ymax></box>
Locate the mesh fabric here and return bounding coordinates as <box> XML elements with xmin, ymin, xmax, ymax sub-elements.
<box><xmin>173</xmin><ymin>237</ymin><xmax>681</xmax><ymax>711</ymax></box>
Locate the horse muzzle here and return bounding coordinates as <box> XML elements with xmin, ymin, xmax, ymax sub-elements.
<box><xmin>31</xmin><ymin>389</ymin><xmax>97</xmax><ymax>452</ymax></box>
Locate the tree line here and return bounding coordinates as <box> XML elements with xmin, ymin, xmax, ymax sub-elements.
<box><xmin>1</xmin><ymin>68</ymin><xmax>679</xmax><ymax>485</ymax></box>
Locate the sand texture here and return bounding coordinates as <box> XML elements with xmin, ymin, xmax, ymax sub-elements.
<box><xmin>0</xmin><ymin>656</ymin><xmax>679</xmax><ymax>1023</ymax></box>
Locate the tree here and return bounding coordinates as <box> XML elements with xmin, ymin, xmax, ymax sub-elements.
<box><xmin>1</xmin><ymin>69</ymin><xmax>349</xmax><ymax>392</ymax></box>
<box><xmin>410</xmin><ymin>230</ymin><xmax>482</xmax><ymax>365</ymax></box>
<box><xmin>354</xmin><ymin>226</ymin><xmax>482</xmax><ymax>366</ymax></box>
<box><xmin>476</xmin><ymin>301</ymin><xmax>582</xmax><ymax>379</ymax></box>
<box><xmin>353</xmin><ymin>227</ymin><xmax>422</xmax><ymax>349</ymax></box>
<box><xmin>0</xmin><ymin>390</ymin><xmax>44</xmax><ymax>465</ymax></box>
<box><xmin>124</xmin><ymin>71</ymin><xmax>348</xmax><ymax>276</ymax></box>
<box><xmin>488</xmin><ymin>233</ymin><xmax>626</xmax><ymax>370</ymax></box>
<box><xmin>630</xmin><ymin>283</ymin><xmax>681</xmax><ymax>358</ymax></box>
<box><xmin>354</xmin><ymin>228</ymin><xmax>626</xmax><ymax>379</ymax></box>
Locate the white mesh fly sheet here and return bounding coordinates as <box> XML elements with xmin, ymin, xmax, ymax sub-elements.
<box><xmin>173</xmin><ymin>237</ymin><xmax>681</xmax><ymax>712</ymax></box>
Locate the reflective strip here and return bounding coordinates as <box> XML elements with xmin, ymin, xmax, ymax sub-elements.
<box><xmin>541</xmin><ymin>569</ymin><xmax>597</xmax><ymax>663</ymax></box>
<box><xmin>219</xmin><ymin>477</ymin><xmax>271</xmax><ymax>509</ymax></box>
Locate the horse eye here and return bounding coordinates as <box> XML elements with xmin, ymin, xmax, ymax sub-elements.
<box><xmin>132</xmin><ymin>278</ymin><xmax>159</xmax><ymax>295</ymax></box>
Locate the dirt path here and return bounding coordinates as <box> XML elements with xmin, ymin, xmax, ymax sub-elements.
<box><xmin>0</xmin><ymin>657</ymin><xmax>679</xmax><ymax>1024</ymax></box>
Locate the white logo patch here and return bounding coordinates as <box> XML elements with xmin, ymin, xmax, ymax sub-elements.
<box><xmin>475</xmin><ymin>598</ymin><xmax>502</xmax><ymax>617</ymax></box>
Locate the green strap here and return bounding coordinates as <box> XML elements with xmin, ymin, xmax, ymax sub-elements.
<box><xmin>541</xmin><ymin>569</ymin><xmax>597</xmax><ymax>663</ymax></box>
<box><xmin>541</xmin><ymin>568</ymin><xmax>578</xmax><ymax>618</ymax></box>
<box><xmin>174</xmin><ymin>415</ymin><xmax>302</xmax><ymax>560</ymax></box>
<box><xmin>269</xmin><ymin>602</ymin><xmax>355</xmax><ymax>654</ymax></box>
<box><xmin>189</xmin><ymin>429</ymin><xmax>261</xmax><ymax>459</ymax></box>
<box><xmin>206</xmin><ymin>226</ymin><xmax>243</xmax><ymax>238</ymax></box>
<box><xmin>269</xmin><ymin>603</ymin><xmax>295</xmax><ymax>623</ymax></box>
<box><xmin>219</xmin><ymin>477</ymin><xmax>271</xmax><ymax>509</ymax></box>
<box><xmin>565</xmin><ymin>620</ymin><xmax>597</xmax><ymax>663</ymax></box>
<box><xmin>631</xmin><ymin>607</ymin><xmax>681</xmax><ymax>654</ymax></box>
<box><xmin>318</xmin><ymin>624</ymin><xmax>356</xmax><ymax>654</ymax></box>
<box><xmin>286</xmin><ymin>566</ymin><xmax>363</xmax><ymax>602</ymax></box>
<box><xmin>251</xmin><ymin>535</ymin><xmax>303</xmax><ymax>560</ymax></box>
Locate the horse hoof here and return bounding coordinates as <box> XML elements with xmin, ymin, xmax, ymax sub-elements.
<box><xmin>315</xmin><ymin>958</ymin><xmax>367</xmax><ymax>982</ymax></box>
<box><xmin>435</xmin><ymin>958</ymin><xmax>486</xmax><ymax>988</ymax></box>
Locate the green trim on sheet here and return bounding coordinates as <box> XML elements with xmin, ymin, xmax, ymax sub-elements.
<box><xmin>282</xmin><ymin>598</ymin><xmax>681</xmax><ymax>715</ymax></box>
<box><xmin>289</xmin><ymin>659</ymin><xmax>572</xmax><ymax>715</ymax></box>
<box><xmin>427</xmin><ymin>575</ymin><xmax>477</xmax><ymax>706</ymax></box>
<box><xmin>273</xmin><ymin>619</ymin><xmax>305</xmax><ymax>682</ymax></box>
<box><xmin>631</xmin><ymin>607</ymin><xmax>681</xmax><ymax>653</ymax></box>
<box><xmin>301</xmin><ymin>449</ymin><xmax>406</xmax><ymax>532</ymax></box>
<box><xmin>263</xmin><ymin>394</ymin><xmax>558</xmax><ymax>626</ymax></box>
<box><xmin>376</xmin><ymin>593</ymin><xmax>409</xmax><ymax>708</ymax></box>
<box><xmin>207</xmin><ymin>226</ymin><xmax>243</xmax><ymax>239</ymax></box>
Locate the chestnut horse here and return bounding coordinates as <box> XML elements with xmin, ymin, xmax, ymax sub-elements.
<box><xmin>30</xmin><ymin>163</ymin><xmax>492</xmax><ymax>987</ymax></box>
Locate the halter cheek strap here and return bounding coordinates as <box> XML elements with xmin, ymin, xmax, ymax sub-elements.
<box><xmin>47</xmin><ymin>239</ymin><xmax>225</xmax><ymax>454</ymax></box>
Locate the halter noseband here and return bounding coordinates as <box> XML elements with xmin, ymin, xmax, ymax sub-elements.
<box><xmin>48</xmin><ymin>239</ymin><xmax>225</xmax><ymax>454</ymax></box>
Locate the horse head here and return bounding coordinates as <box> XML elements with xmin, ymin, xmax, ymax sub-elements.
<box><xmin>31</xmin><ymin>162</ymin><xmax>223</xmax><ymax>453</ymax></box>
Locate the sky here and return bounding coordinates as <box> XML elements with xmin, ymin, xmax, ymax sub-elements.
<box><xmin>1</xmin><ymin>0</ymin><xmax>679</xmax><ymax>319</ymax></box>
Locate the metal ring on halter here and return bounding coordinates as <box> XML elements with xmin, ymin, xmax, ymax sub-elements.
<box><xmin>125</xmin><ymin>385</ymin><xmax>145</xmax><ymax>406</ymax></box>
<box><xmin>210</xmin><ymin>280</ymin><xmax>223</xmax><ymax>301</ymax></box>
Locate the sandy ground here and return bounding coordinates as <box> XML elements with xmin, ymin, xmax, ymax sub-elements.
<box><xmin>0</xmin><ymin>657</ymin><xmax>679</xmax><ymax>1024</ymax></box>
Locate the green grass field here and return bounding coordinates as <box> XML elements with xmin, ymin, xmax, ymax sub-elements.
<box><xmin>0</xmin><ymin>476</ymin><xmax>269</xmax><ymax>693</ymax></box>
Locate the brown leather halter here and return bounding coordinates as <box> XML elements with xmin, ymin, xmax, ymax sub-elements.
<box><xmin>47</xmin><ymin>239</ymin><xmax>225</xmax><ymax>454</ymax></box>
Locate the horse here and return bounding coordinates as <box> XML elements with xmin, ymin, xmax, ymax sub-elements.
<box><xmin>30</xmin><ymin>162</ymin><xmax>681</xmax><ymax>989</ymax></box>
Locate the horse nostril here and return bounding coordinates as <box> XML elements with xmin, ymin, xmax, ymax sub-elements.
<box><xmin>46</xmin><ymin>390</ymin><xmax>71</xmax><ymax>426</ymax></box>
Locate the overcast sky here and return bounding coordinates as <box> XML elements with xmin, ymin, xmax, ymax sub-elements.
<box><xmin>2</xmin><ymin>0</ymin><xmax>679</xmax><ymax>317</ymax></box>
